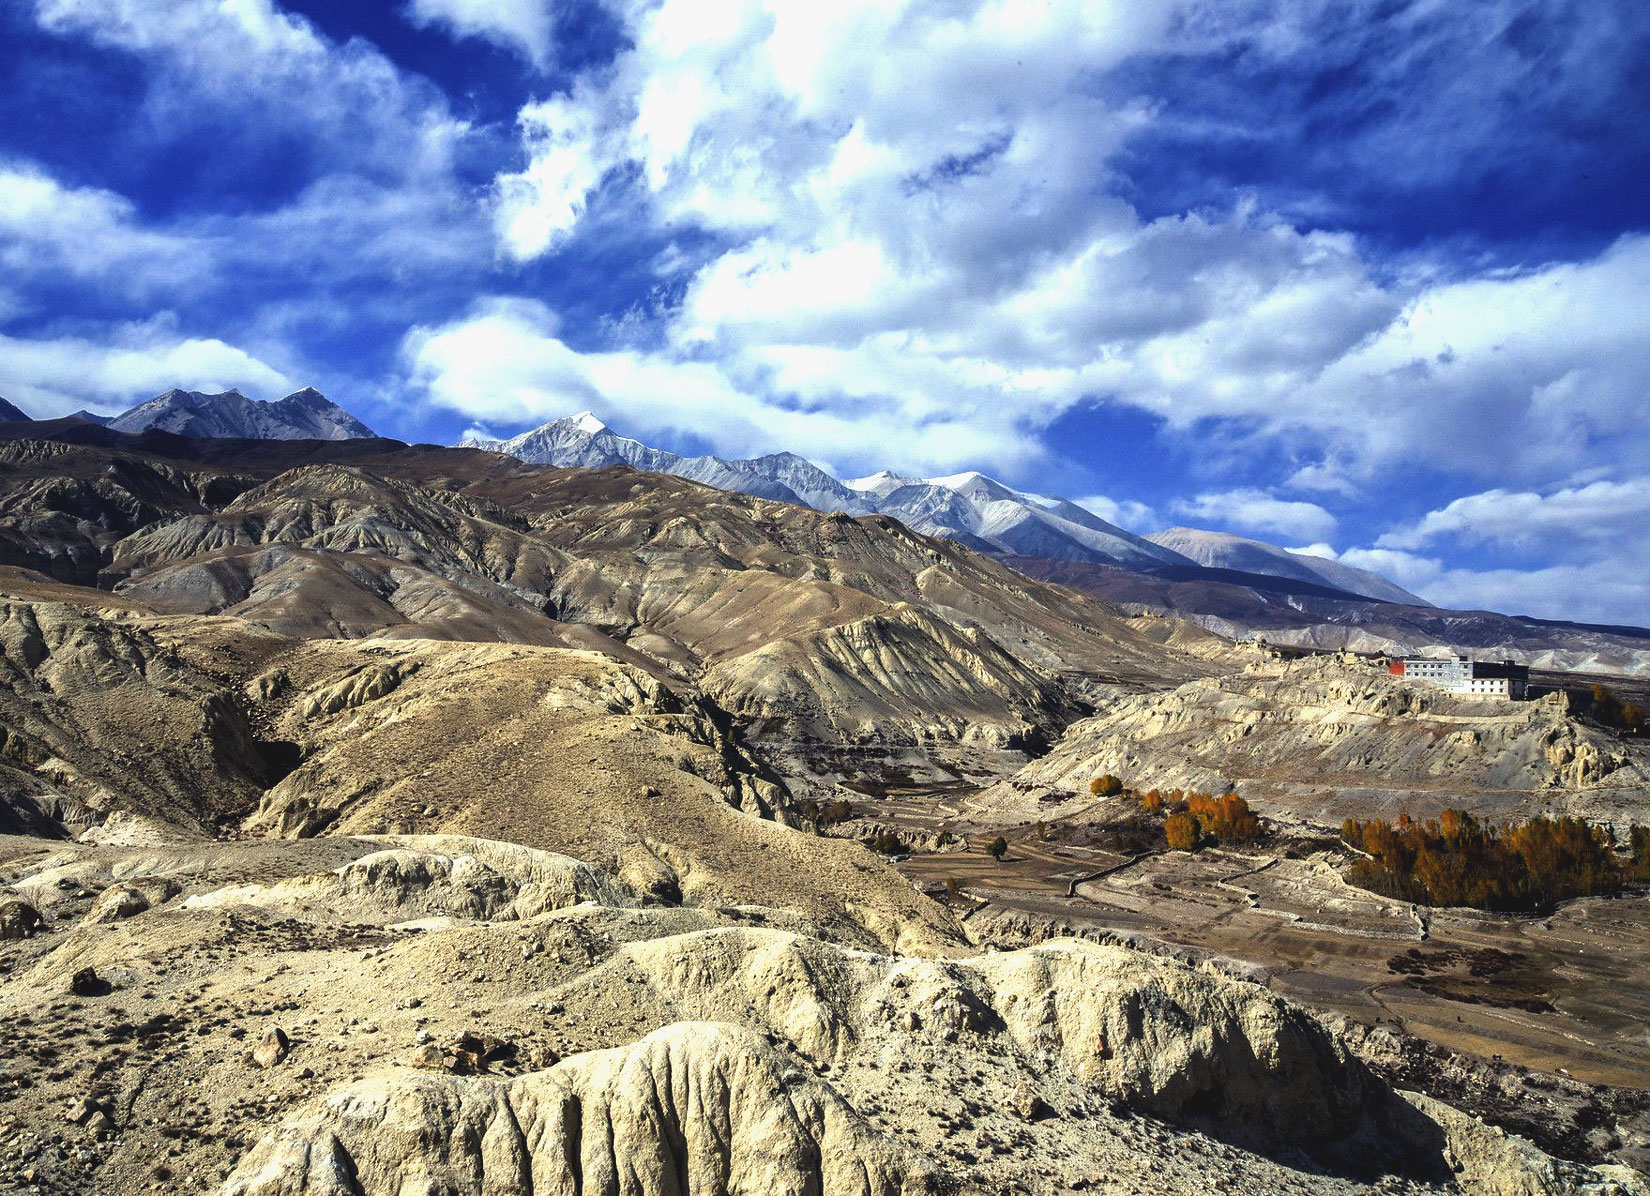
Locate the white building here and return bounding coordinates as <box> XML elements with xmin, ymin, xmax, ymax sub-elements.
<box><xmin>1389</xmin><ymin>655</ymin><xmax>1529</xmax><ymax>699</ymax></box>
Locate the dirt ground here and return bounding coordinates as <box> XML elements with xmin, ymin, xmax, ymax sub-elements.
<box><xmin>839</xmin><ymin>785</ymin><xmax>1650</xmax><ymax>1092</ymax></box>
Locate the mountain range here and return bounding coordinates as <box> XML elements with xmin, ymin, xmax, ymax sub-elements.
<box><xmin>460</xmin><ymin>411</ymin><xmax>1419</xmax><ymax>596</ymax></box>
<box><xmin>8</xmin><ymin>388</ymin><xmax>1647</xmax><ymax>673</ymax></box>
<box><xmin>0</xmin><ymin>386</ymin><xmax>374</xmax><ymax>440</ymax></box>
<box><xmin>0</xmin><ymin>398</ymin><xmax>1647</xmax><ymax>1194</ymax></box>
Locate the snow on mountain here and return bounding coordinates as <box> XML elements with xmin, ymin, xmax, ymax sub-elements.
<box><xmin>461</xmin><ymin>413</ymin><xmax>1185</xmax><ymax>568</ymax></box>
<box><xmin>460</xmin><ymin>413</ymin><xmax>1425</xmax><ymax>600</ymax></box>
<box><xmin>844</xmin><ymin>470</ymin><xmax>920</xmax><ymax>499</ymax></box>
<box><xmin>463</xmin><ymin>411</ymin><xmax>679</xmax><ymax>473</ymax></box>
<box><xmin>107</xmin><ymin>387</ymin><xmax>375</xmax><ymax>441</ymax></box>
<box><xmin>1145</xmin><ymin>527</ymin><xmax>1429</xmax><ymax>605</ymax></box>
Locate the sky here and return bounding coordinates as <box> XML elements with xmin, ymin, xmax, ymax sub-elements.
<box><xmin>1</xmin><ymin>0</ymin><xmax>1648</xmax><ymax>625</ymax></box>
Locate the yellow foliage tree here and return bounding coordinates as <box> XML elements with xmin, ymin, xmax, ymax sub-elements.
<box><xmin>1165</xmin><ymin>813</ymin><xmax>1200</xmax><ymax>851</ymax></box>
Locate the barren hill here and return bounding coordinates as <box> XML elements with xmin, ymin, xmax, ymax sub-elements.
<box><xmin>985</xmin><ymin>652</ymin><xmax>1650</xmax><ymax>827</ymax></box>
<box><xmin>1</xmin><ymin>427</ymin><xmax>1647</xmax><ymax>1195</ymax></box>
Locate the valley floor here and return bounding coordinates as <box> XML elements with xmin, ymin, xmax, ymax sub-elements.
<box><xmin>826</xmin><ymin>782</ymin><xmax>1650</xmax><ymax>1170</ymax></box>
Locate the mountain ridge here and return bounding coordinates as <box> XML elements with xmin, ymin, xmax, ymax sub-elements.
<box><xmin>1146</xmin><ymin>525</ymin><xmax>1428</xmax><ymax>605</ymax></box>
<box><xmin>461</xmin><ymin>411</ymin><xmax>1191</xmax><ymax>571</ymax></box>
<box><xmin>107</xmin><ymin>386</ymin><xmax>376</xmax><ymax>440</ymax></box>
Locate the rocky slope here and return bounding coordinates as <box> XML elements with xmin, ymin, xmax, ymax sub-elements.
<box><xmin>107</xmin><ymin>388</ymin><xmax>375</xmax><ymax>441</ymax></box>
<box><xmin>0</xmin><ymin>575</ymin><xmax>952</xmax><ymax>953</ymax></box>
<box><xmin>987</xmin><ymin>652</ymin><xmax>1650</xmax><ymax>826</ymax></box>
<box><xmin>0</xmin><ymin>428</ymin><xmax>1219</xmax><ymax>783</ymax></box>
<box><xmin>2</xmin><ymin>831</ymin><xmax>1639</xmax><ymax>1196</ymax></box>
<box><xmin>1146</xmin><ymin>527</ymin><xmax>1427</xmax><ymax>605</ymax></box>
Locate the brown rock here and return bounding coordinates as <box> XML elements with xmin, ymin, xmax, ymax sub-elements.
<box><xmin>1012</xmin><ymin>1082</ymin><xmax>1048</xmax><ymax>1122</ymax></box>
<box><xmin>68</xmin><ymin>966</ymin><xmax>105</xmax><ymax>996</ymax></box>
<box><xmin>253</xmin><ymin>1027</ymin><xmax>291</xmax><ymax>1069</ymax></box>
<box><xmin>409</xmin><ymin>1044</ymin><xmax>445</xmax><ymax>1070</ymax></box>
<box><xmin>0</xmin><ymin>900</ymin><xmax>43</xmax><ymax>940</ymax></box>
<box><xmin>64</xmin><ymin>1096</ymin><xmax>107</xmax><ymax>1125</ymax></box>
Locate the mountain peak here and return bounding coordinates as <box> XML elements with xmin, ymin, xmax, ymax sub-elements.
<box><xmin>106</xmin><ymin>386</ymin><xmax>375</xmax><ymax>441</ymax></box>
<box><xmin>1145</xmin><ymin>527</ymin><xmax>1428</xmax><ymax>605</ymax></box>
<box><xmin>570</xmin><ymin>411</ymin><xmax>608</xmax><ymax>435</ymax></box>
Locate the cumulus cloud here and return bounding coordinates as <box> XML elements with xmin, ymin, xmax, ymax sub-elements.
<box><xmin>402</xmin><ymin>297</ymin><xmax>1049</xmax><ymax>474</ymax></box>
<box><xmin>1075</xmin><ymin>495</ymin><xmax>1160</xmax><ymax>532</ymax></box>
<box><xmin>12</xmin><ymin>0</ymin><xmax>496</xmax><ymax>416</ymax></box>
<box><xmin>476</xmin><ymin>0</ymin><xmax>1650</xmax><ymax>496</ymax></box>
<box><xmin>405</xmin><ymin>0</ymin><xmax>554</xmax><ymax>68</ymax></box>
<box><xmin>0</xmin><ymin>321</ymin><xmax>293</xmax><ymax>417</ymax></box>
<box><xmin>0</xmin><ymin>163</ymin><xmax>204</xmax><ymax>295</ymax></box>
<box><xmin>1329</xmin><ymin>545</ymin><xmax>1647</xmax><ymax>628</ymax></box>
<box><xmin>1378</xmin><ymin>478</ymin><xmax>1650</xmax><ymax>553</ymax></box>
<box><xmin>1334</xmin><ymin>477</ymin><xmax>1650</xmax><ymax>626</ymax></box>
<box><xmin>1171</xmin><ymin>488</ymin><xmax>1337</xmax><ymax>541</ymax></box>
<box><xmin>35</xmin><ymin>0</ymin><xmax>469</xmax><ymax>184</ymax></box>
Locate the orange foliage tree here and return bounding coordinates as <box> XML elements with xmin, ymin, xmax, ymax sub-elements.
<box><xmin>1164</xmin><ymin>813</ymin><xmax>1200</xmax><ymax>851</ymax></box>
<box><xmin>1342</xmin><ymin>808</ymin><xmax>1635</xmax><ymax>910</ymax></box>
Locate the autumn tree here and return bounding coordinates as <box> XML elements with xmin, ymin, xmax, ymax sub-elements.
<box><xmin>1342</xmin><ymin>808</ymin><xmax>1629</xmax><ymax>910</ymax></box>
<box><xmin>987</xmin><ymin>835</ymin><xmax>1008</xmax><ymax>861</ymax></box>
<box><xmin>1165</xmin><ymin>813</ymin><xmax>1200</xmax><ymax>851</ymax></box>
<box><xmin>1090</xmin><ymin>774</ymin><xmax>1124</xmax><ymax>797</ymax></box>
<box><xmin>1186</xmin><ymin>792</ymin><xmax>1263</xmax><ymax>844</ymax></box>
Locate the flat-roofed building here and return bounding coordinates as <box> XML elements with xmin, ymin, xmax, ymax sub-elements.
<box><xmin>1388</xmin><ymin>655</ymin><xmax>1529</xmax><ymax>699</ymax></box>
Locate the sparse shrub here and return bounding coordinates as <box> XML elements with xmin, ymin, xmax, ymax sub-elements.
<box><xmin>1164</xmin><ymin>813</ymin><xmax>1200</xmax><ymax>852</ymax></box>
<box><xmin>945</xmin><ymin>877</ymin><xmax>960</xmax><ymax>896</ymax></box>
<box><xmin>1034</xmin><ymin>821</ymin><xmax>1047</xmax><ymax>840</ymax></box>
<box><xmin>799</xmin><ymin>797</ymin><xmax>854</xmax><ymax>827</ymax></box>
<box><xmin>987</xmin><ymin>835</ymin><xmax>1008</xmax><ymax>861</ymax></box>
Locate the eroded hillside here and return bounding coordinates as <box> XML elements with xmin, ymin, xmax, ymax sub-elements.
<box><xmin>986</xmin><ymin>653</ymin><xmax>1650</xmax><ymax>826</ymax></box>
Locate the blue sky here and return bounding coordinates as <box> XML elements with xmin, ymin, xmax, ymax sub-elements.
<box><xmin>2</xmin><ymin>0</ymin><xmax>1648</xmax><ymax>625</ymax></box>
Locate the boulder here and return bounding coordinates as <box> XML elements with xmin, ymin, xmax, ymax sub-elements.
<box><xmin>253</xmin><ymin>1027</ymin><xmax>291</xmax><ymax>1069</ymax></box>
<box><xmin>0</xmin><ymin>899</ymin><xmax>43</xmax><ymax>940</ymax></box>
<box><xmin>68</xmin><ymin>966</ymin><xmax>105</xmax><ymax>996</ymax></box>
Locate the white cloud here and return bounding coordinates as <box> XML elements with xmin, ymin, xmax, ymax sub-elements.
<box><xmin>1172</xmin><ymin>488</ymin><xmax>1337</xmax><ymax>541</ymax></box>
<box><xmin>1379</xmin><ymin>479</ymin><xmax>1650</xmax><ymax>553</ymax></box>
<box><xmin>1075</xmin><ymin>494</ymin><xmax>1159</xmax><ymax>532</ymax></box>
<box><xmin>402</xmin><ymin>297</ymin><xmax>1047</xmax><ymax>475</ymax></box>
<box><xmin>0</xmin><ymin>163</ymin><xmax>204</xmax><ymax>295</ymax></box>
<box><xmin>0</xmin><ymin>321</ymin><xmax>293</xmax><ymax>417</ymax></box>
<box><xmin>1330</xmin><ymin>545</ymin><xmax>1648</xmax><ymax>628</ymax></box>
<box><xmin>404</xmin><ymin>0</ymin><xmax>554</xmax><ymax>68</ymax></box>
<box><xmin>475</xmin><ymin>0</ymin><xmax>1650</xmax><ymax>501</ymax></box>
<box><xmin>35</xmin><ymin>0</ymin><xmax>468</xmax><ymax>184</ymax></box>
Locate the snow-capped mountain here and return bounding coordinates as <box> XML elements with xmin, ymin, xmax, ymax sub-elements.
<box><xmin>462</xmin><ymin>412</ymin><xmax>872</xmax><ymax>511</ymax></box>
<box><xmin>1145</xmin><ymin>527</ymin><xmax>1428</xmax><ymax>605</ymax></box>
<box><xmin>859</xmin><ymin>471</ymin><xmax>1186</xmax><ymax>569</ymax></box>
<box><xmin>461</xmin><ymin>413</ymin><xmax>1185</xmax><ymax>569</ymax></box>
<box><xmin>108</xmin><ymin>387</ymin><xmax>375</xmax><ymax>440</ymax></box>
